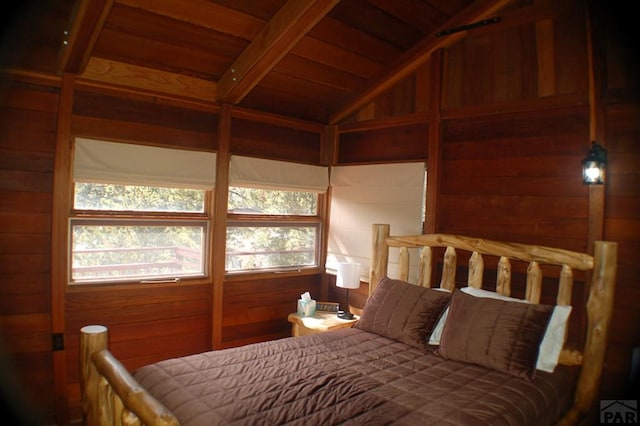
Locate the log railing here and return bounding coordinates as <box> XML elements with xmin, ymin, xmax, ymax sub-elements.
<box><xmin>369</xmin><ymin>223</ymin><xmax>617</xmax><ymax>425</ymax></box>
<box><xmin>80</xmin><ymin>325</ymin><xmax>180</xmax><ymax>426</ymax></box>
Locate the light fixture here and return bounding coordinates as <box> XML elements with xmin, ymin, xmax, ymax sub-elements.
<box><xmin>336</xmin><ymin>262</ymin><xmax>361</xmax><ymax>320</ymax></box>
<box><xmin>582</xmin><ymin>142</ymin><xmax>607</xmax><ymax>185</ymax></box>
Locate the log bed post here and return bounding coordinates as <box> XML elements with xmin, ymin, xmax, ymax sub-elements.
<box><xmin>81</xmin><ymin>325</ymin><xmax>180</xmax><ymax>426</ymax></box>
<box><xmin>561</xmin><ymin>240</ymin><xmax>617</xmax><ymax>424</ymax></box>
<box><xmin>80</xmin><ymin>325</ymin><xmax>108</xmax><ymax>426</ymax></box>
<box><xmin>370</xmin><ymin>224</ymin><xmax>390</xmax><ymax>296</ymax></box>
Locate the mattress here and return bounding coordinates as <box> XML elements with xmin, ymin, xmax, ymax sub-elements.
<box><xmin>133</xmin><ymin>328</ymin><xmax>576</xmax><ymax>425</ymax></box>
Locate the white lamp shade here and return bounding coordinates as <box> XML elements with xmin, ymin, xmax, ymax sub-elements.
<box><xmin>336</xmin><ymin>262</ymin><xmax>361</xmax><ymax>289</ymax></box>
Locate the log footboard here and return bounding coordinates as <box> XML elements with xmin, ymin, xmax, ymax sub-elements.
<box><xmin>80</xmin><ymin>325</ymin><xmax>180</xmax><ymax>426</ymax></box>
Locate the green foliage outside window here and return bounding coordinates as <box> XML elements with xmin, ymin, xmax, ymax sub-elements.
<box><xmin>227</xmin><ymin>187</ymin><xmax>320</xmax><ymax>272</ymax></box>
<box><xmin>71</xmin><ymin>182</ymin><xmax>207</xmax><ymax>283</ymax></box>
<box><xmin>228</xmin><ymin>187</ymin><xmax>316</xmax><ymax>215</ymax></box>
<box><xmin>75</xmin><ymin>183</ymin><xmax>205</xmax><ymax>212</ymax></box>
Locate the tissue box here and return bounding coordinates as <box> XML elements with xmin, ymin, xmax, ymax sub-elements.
<box><xmin>297</xmin><ymin>299</ymin><xmax>316</xmax><ymax>317</ymax></box>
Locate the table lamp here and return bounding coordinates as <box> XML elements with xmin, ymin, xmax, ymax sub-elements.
<box><xmin>336</xmin><ymin>262</ymin><xmax>361</xmax><ymax>320</ymax></box>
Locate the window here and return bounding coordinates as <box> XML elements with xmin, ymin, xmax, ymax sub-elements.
<box><xmin>71</xmin><ymin>184</ymin><xmax>208</xmax><ymax>283</ymax></box>
<box><xmin>70</xmin><ymin>138</ymin><xmax>216</xmax><ymax>284</ymax></box>
<box><xmin>226</xmin><ymin>187</ymin><xmax>320</xmax><ymax>271</ymax></box>
<box><xmin>226</xmin><ymin>156</ymin><xmax>328</xmax><ymax>273</ymax></box>
<box><xmin>327</xmin><ymin>163</ymin><xmax>426</xmax><ymax>282</ymax></box>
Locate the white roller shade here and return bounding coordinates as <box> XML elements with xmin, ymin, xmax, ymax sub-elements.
<box><xmin>74</xmin><ymin>138</ymin><xmax>217</xmax><ymax>189</ymax></box>
<box><xmin>229</xmin><ymin>155</ymin><xmax>328</xmax><ymax>193</ymax></box>
<box><xmin>327</xmin><ymin>163</ymin><xmax>426</xmax><ymax>283</ymax></box>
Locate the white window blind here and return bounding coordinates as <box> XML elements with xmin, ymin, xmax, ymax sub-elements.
<box><xmin>229</xmin><ymin>155</ymin><xmax>328</xmax><ymax>193</ymax></box>
<box><xmin>73</xmin><ymin>138</ymin><xmax>217</xmax><ymax>189</ymax></box>
<box><xmin>327</xmin><ymin>163</ymin><xmax>426</xmax><ymax>283</ymax></box>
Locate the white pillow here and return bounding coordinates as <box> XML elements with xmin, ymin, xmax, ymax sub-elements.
<box><xmin>426</xmin><ymin>288</ymin><xmax>451</xmax><ymax>345</ymax></box>
<box><xmin>427</xmin><ymin>286</ymin><xmax>571</xmax><ymax>372</ymax></box>
<box><xmin>428</xmin><ymin>308</ymin><xmax>448</xmax><ymax>345</ymax></box>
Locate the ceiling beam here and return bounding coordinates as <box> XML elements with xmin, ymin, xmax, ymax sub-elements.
<box><xmin>58</xmin><ymin>0</ymin><xmax>113</xmax><ymax>74</ymax></box>
<box><xmin>80</xmin><ymin>57</ymin><xmax>217</xmax><ymax>103</ymax></box>
<box><xmin>330</xmin><ymin>0</ymin><xmax>513</xmax><ymax>124</ymax></box>
<box><xmin>216</xmin><ymin>0</ymin><xmax>341</xmax><ymax>104</ymax></box>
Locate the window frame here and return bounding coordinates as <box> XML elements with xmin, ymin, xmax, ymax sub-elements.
<box><xmin>68</xmin><ymin>183</ymin><xmax>214</xmax><ymax>286</ymax></box>
<box><xmin>225</xmin><ymin>190</ymin><xmax>326</xmax><ymax>276</ymax></box>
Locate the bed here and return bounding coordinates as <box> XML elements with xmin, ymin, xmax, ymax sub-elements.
<box><xmin>80</xmin><ymin>224</ymin><xmax>617</xmax><ymax>425</ymax></box>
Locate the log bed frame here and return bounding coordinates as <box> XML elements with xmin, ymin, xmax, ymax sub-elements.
<box><xmin>80</xmin><ymin>223</ymin><xmax>617</xmax><ymax>425</ymax></box>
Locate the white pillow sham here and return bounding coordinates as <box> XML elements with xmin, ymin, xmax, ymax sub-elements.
<box><xmin>428</xmin><ymin>286</ymin><xmax>571</xmax><ymax>373</ymax></box>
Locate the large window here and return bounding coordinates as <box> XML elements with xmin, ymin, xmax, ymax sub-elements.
<box><xmin>70</xmin><ymin>138</ymin><xmax>216</xmax><ymax>285</ymax></box>
<box><xmin>226</xmin><ymin>156</ymin><xmax>328</xmax><ymax>273</ymax></box>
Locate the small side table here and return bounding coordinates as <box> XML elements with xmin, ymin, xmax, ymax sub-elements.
<box><xmin>287</xmin><ymin>311</ymin><xmax>359</xmax><ymax>337</ymax></box>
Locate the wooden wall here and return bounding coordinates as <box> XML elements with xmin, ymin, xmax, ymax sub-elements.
<box><xmin>0</xmin><ymin>78</ymin><xmax>58</xmax><ymax>424</ymax></box>
<box><xmin>438</xmin><ymin>107</ymin><xmax>589</xmax><ymax>249</ymax></box>
<box><xmin>230</xmin><ymin>116</ymin><xmax>322</xmax><ymax>164</ymax></box>
<box><xmin>596</xmin><ymin>2</ymin><xmax>640</xmax><ymax>396</ymax></box>
<box><xmin>601</xmin><ymin>102</ymin><xmax>640</xmax><ymax>398</ymax></box>
<box><xmin>222</xmin><ymin>274</ymin><xmax>321</xmax><ymax>348</ymax></box>
<box><xmin>72</xmin><ymin>89</ymin><xmax>220</xmax><ymax>150</ymax></box>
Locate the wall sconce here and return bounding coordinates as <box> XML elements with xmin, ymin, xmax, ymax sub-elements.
<box><xmin>336</xmin><ymin>262</ymin><xmax>361</xmax><ymax>320</ymax></box>
<box><xmin>582</xmin><ymin>142</ymin><xmax>607</xmax><ymax>185</ymax></box>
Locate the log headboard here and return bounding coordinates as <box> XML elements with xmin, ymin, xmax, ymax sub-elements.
<box><xmin>368</xmin><ymin>223</ymin><xmax>617</xmax><ymax>425</ymax></box>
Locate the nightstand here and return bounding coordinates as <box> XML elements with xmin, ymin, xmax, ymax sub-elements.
<box><xmin>287</xmin><ymin>311</ymin><xmax>359</xmax><ymax>337</ymax></box>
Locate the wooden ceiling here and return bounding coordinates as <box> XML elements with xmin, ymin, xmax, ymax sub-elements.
<box><xmin>2</xmin><ymin>0</ymin><xmax>514</xmax><ymax>124</ymax></box>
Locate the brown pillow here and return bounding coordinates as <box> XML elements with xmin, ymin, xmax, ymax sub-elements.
<box><xmin>438</xmin><ymin>290</ymin><xmax>553</xmax><ymax>379</ymax></box>
<box><xmin>355</xmin><ymin>276</ymin><xmax>451</xmax><ymax>350</ymax></box>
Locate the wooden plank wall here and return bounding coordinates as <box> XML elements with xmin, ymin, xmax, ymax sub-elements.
<box><xmin>222</xmin><ymin>274</ymin><xmax>321</xmax><ymax>348</ymax></box>
<box><xmin>71</xmin><ymin>87</ymin><xmax>220</xmax><ymax>150</ymax></box>
<box><xmin>230</xmin><ymin>117</ymin><xmax>322</xmax><ymax>164</ymax></box>
<box><xmin>602</xmin><ymin>103</ymin><xmax>640</xmax><ymax>398</ymax></box>
<box><xmin>593</xmin><ymin>0</ymin><xmax>640</xmax><ymax>397</ymax></box>
<box><xmin>64</xmin><ymin>283</ymin><xmax>212</xmax><ymax>422</ymax></box>
<box><xmin>0</xmin><ymin>79</ymin><xmax>58</xmax><ymax>423</ymax></box>
<box><xmin>439</xmin><ymin>107</ymin><xmax>590</xmax><ymax>250</ymax></box>
<box><xmin>337</xmin><ymin>121</ymin><xmax>428</xmax><ymax>164</ymax></box>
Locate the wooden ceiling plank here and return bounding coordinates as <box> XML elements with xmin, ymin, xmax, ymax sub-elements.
<box><xmin>79</xmin><ymin>57</ymin><xmax>217</xmax><ymax>103</ymax></box>
<box><xmin>292</xmin><ymin>37</ymin><xmax>383</xmax><ymax>79</ymax></box>
<box><xmin>58</xmin><ymin>0</ymin><xmax>114</xmax><ymax>74</ymax></box>
<box><xmin>368</xmin><ymin>0</ymin><xmax>450</xmax><ymax>32</ymax></box>
<box><xmin>117</xmin><ymin>0</ymin><xmax>264</xmax><ymax>40</ymax></box>
<box><xmin>276</xmin><ymin>55</ymin><xmax>367</xmax><ymax>92</ymax></box>
<box><xmin>330</xmin><ymin>0</ymin><xmax>424</xmax><ymax>50</ymax></box>
<box><xmin>310</xmin><ymin>16</ymin><xmax>402</xmax><ymax>64</ymax></box>
<box><xmin>217</xmin><ymin>0</ymin><xmax>341</xmax><ymax>104</ymax></box>
<box><xmin>330</xmin><ymin>0</ymin><xmax>514</xmax><ymax>124</ymax></box>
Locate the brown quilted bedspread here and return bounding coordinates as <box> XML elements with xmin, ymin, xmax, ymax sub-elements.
<box><xmin>133</xmin><ymin>328</ymin><xmax>576</xmax><ymax>425</ymax></box>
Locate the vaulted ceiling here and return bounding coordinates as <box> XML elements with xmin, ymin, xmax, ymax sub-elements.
<box><xmin>1</xmin><ymin>0</ymin><xmax>514</xmax><ymax>124</ymax></box>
